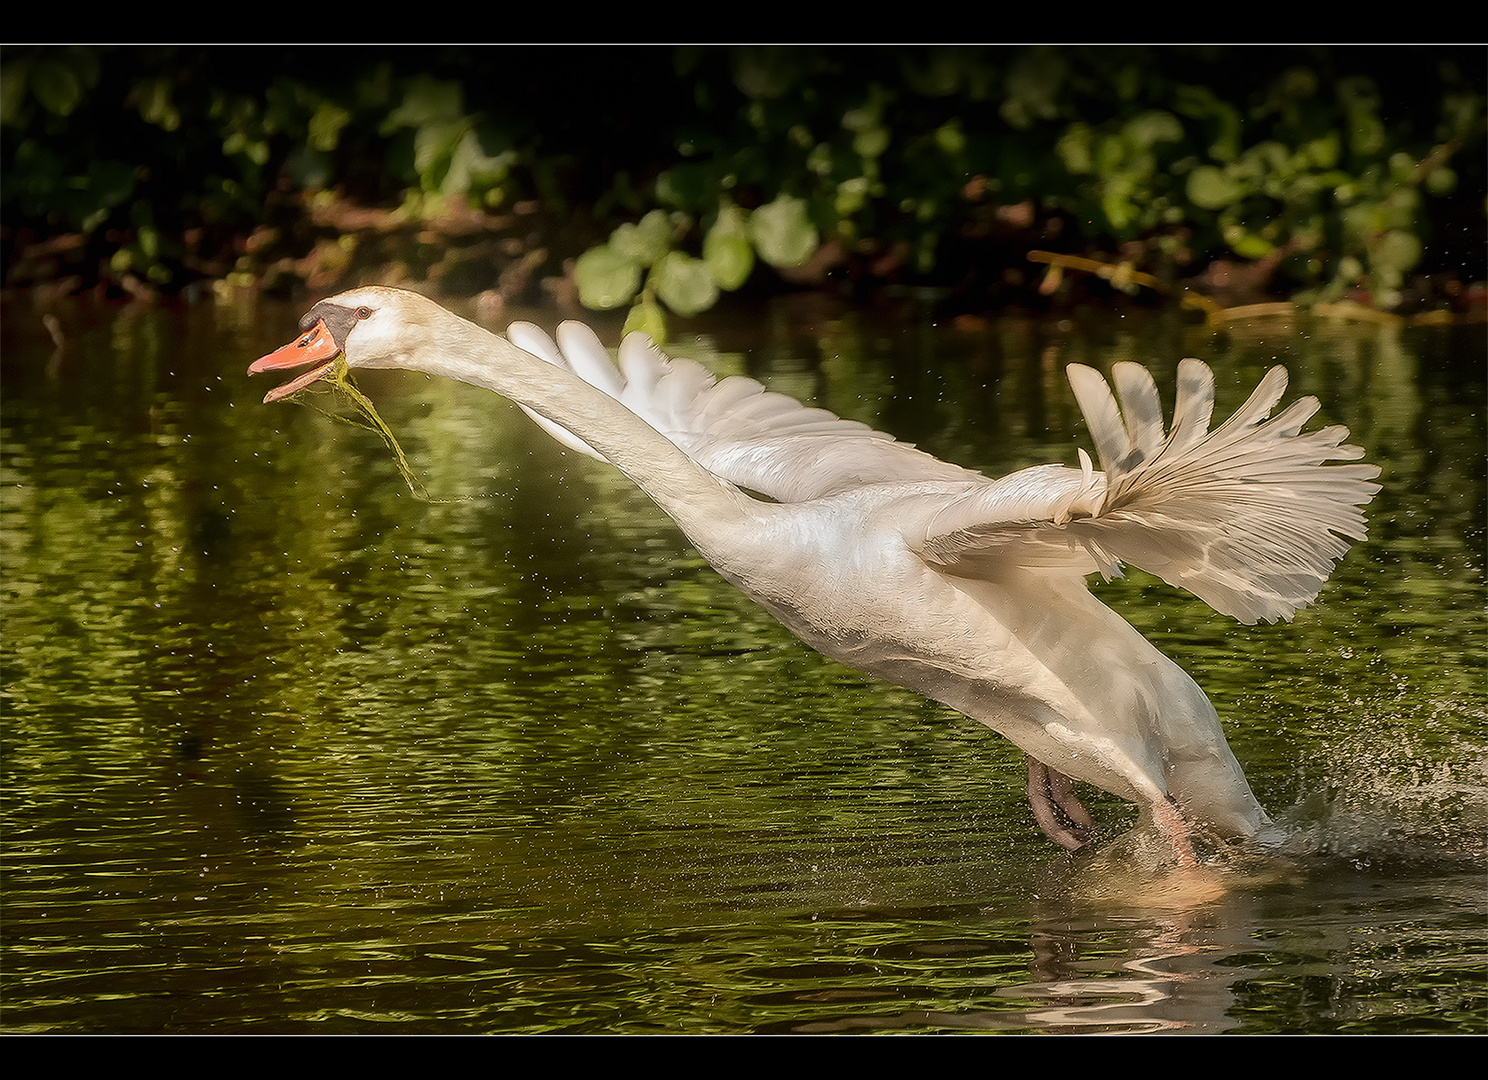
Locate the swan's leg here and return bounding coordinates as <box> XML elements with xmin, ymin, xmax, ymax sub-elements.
<box><xmin>1026</xmin><ymin>756</ymin><xmax>1093</xmax><ymax>851</ymax></box>
<box><xmin>1046</xmin><ymin>767</ymin><xmax>1095</xmax><ymax>835</ymax></box>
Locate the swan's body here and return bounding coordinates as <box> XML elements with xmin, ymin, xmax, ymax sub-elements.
<box><xmin>251</xmin><ymin>286</ymin><xmax>1379</xmax><ymax>857</ymax></box>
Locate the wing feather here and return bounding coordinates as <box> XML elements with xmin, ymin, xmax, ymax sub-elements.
<box><xmin>506</xmin><ymin>321</ymin><xmax>978</xmax><ymax>501</ymax></box>
<box><xmin>504</xmin><ymin>323</ymin><xmax>1377</xmax><ymax>624</ymax></box>
<box><xmin>922</xmin><ymin>361</ymin><xmax>1380</xmax><ymax>623</ymax></box>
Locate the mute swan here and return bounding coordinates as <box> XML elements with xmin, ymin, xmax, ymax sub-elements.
<box><xmin>250</xmin><ymin>287</ymin><xmax>1379</xmax><ymax>859</ymax></box>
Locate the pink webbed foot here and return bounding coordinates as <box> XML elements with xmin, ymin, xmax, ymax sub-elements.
<box><xmin>1150</xmin><ymin>796</ymin><xmax>1199</xmax><ymax>867</ymax></box>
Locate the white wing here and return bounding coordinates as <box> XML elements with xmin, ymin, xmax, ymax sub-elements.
<box><xmin>506</xmin><ymin>321</ymin><xmax>980</xmax><ymax>501</ymax></box>
<box><xmin>507</xmin><ymin>323</ymin><xmax>1378</xmax><ymax>624</ymax></box>
<box><xmin>916</xmin><ymin>359</ymin><xmax>1381</xmax><ymax>624</ymax></box>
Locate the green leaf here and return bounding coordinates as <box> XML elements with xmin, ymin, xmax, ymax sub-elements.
<box><xmin>1372</xmin><ymin>229</ymin><xmax>1421</xmax><ymax>277</ymax></box>
<box><xmin>611</xmin><ymin>209</ymin><xmax>672</xmax><ymax>268</ymax></box>
<box><xmin>703</xmin><ymin>209</ymin><xmax>755</xmax><ymax>290</ymax></box>
<box><xmin>934</xmin><ymin>120</ymin><xmax>966</xmax><ymax>157</ymax></box>
<box><xmin>835</xmin><ymin>176</ymin><xmax>869</xmax><ymax>219</ymax></box>
<box><xmin>1124</xmin><ymin>110</ymin><xmax>1183</xmax><ymax>148</ymax></box>
<box><xmin>1100</xmin><ymin>182</ymin><xmax>1137</xmax><ymax>233</ymax></box>
<box><xmin>308</xmin><ymin>101</ymin><xmax>352</xmax><ymax>153</ymax></box>
<box><xmin>137</xmin><ymin>78</ymin><xmax>180</xmax><ymax>132</ymax></box>
<box><xmin>1222</xmin><ymin>223</ymin><xmax>1274</xmax><ymax>259</ymax></box>
<box><xmin>1001</xmin><ymin>46</ymin><xmax>1066</xmax><ymax>130</ymax></box>
<box><xmin>412</xmin><ymin>120</ymin><xmax>464</xmax><ymax>187</ymax></box>
<box><xmin>652</xmin><ymin>250</ymin><xmax>719</xmax><ymax>317</ymax></box>
<box><xmin>1347</xmin><ymin>111</ymin><xmax>1386</xmax><ymax>158</ymax></box>
<box><xmin>1187</xmin><ymin>165</ymin><xmax>1245</xmax><ymax>210</ymax></box>
<box><xmin>623</xmin><ymin>297</ymin><xmax>667</xmax><ymax>343</ymax></box>
<box><xmin>574</xmin><ymin>244</ymin><xmax>641</xmax><ymax>310</ymax></box>
<box><xmin>1055</xmin><ymin>123</ymin><xmax>1094</xmax><ymax>174</ymax></box>
<box><xmin>0</xmin><ymin>65</ymin><xmax>28</xmax><ymax>126</ymax></box>
<box><xmin>444</xmin><ymin>129</ymin><xmax>514</xmax><ymax>195</ymax></box>
<box><xmin>386</xmin><ymin>76</ymin><xmax>464</xmax><ymax>129</ymax></box>
<box><xmin>1301</xmin><ymin>132</ymin><xmax>1341</xmax><ymax>170</ymax></box>
<box><xmin>137</xmin><ymin>224</ymin><xmax>160</xmax><ymax>259</ymax></box>
<box><xmin>1424</xmin><ymin>164</ymin><xmax>1457</xmax><ymax>197</ymax></box>
<box><xmin>749</xmin><ymin>195</ymin><xmax>819</xmax><ymax>268</ymax></box>
<box><xmin>852</xmin><ymin>126</ymin><xmax>890</xmax><ymax>160</ymax></box>
<box><xmin>1172</xmin><ymin>84</ymin><xmax>1243</xmax><ymax>161</ymax></box>
<box><xmin>31</xmin><ymin>59</ymin><xmax>84</xmax><ymax>116</ymax></box>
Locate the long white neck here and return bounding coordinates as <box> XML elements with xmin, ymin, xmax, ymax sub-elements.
<box><xmin>383</xmin><ymin>307</ymin><xmax>761</xmax><ymax>549</ymax></box>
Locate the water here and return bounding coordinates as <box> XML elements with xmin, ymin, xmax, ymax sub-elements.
<box><xmin>2</xmin><ymin>292</ymin><xmax>1483</xmax><ymax>1033</ymax></box>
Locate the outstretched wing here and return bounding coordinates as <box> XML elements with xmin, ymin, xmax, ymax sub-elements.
<box><xmin>506</xmin><ymin>323</ymin><xmax>1377</xmax><ymax>623</ymax></box>
<box><xmin>916</xmin><ymin>359</ymin><xmax>1381</xmax><ymax>624</ymax></box>
<box><xmin>506</xmin><ymin>321</ymin><xmax>980</xmax><ymax>502</ymax></box>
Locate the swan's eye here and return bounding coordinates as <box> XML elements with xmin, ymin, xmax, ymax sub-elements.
<box><xmin>355</xmin><ymin>307</ymin><xmax>372</xmax><ymax>320</ymax></box>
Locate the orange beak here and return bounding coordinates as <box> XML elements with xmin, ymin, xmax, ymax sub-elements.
<box><xmin>249</xmin><ymin>318</ymin><xmax>342</xmax><ymax>403</ymax></box>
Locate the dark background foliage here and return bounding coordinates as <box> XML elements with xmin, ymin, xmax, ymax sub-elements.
<box><xmin>3</xmin><ymin>46</ymin><xmax>1483</xmax><ymax>322</ymax></box>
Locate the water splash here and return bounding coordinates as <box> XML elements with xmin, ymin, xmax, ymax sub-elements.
<box><xmin>1055</xmin><ymin>712</ymin><xmax>1486</xmax><ymax>907</ymax></box>
<box><xmin>1273</xmin><ymin>729</ymin><xmax>1488</xmax><ymax>872</ymax></box>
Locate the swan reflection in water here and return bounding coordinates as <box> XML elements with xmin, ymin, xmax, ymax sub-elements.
<box><xmin>251</xmin><ymin>287</ymin><xmax>1379</xmax><ymax>863</ymax></box>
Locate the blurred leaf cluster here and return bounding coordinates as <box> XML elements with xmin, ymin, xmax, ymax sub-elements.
<box><xmin>1</xmin><ymin>48</ymin><xmax>539</xmax><ymax>297</ymax></box>
<box><xmin>581</xmin><ymin>46</ymin><xmax>1483</xmax><ymax>327</ymax></box>
<box><xmin>2</xmin><ymin>46</ymin><xmax>1482</xmax><ymax>324</ymax></box>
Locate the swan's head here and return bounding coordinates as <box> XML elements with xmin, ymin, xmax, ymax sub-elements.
<box><xmin>249</xmin><ymin>286</ymin><xmax>441</xmax><ymax>402</ymax></box>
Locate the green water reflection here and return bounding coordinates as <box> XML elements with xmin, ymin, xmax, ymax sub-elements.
<box><xmin>2</xmin><ymin>295</ymin><xmax>1483</xmax><ymax>1033</ymax></box>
